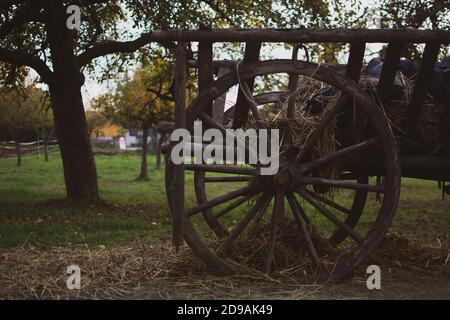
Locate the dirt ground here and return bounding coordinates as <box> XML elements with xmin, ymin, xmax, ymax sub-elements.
<box><xmin>1</xmin><ymin>232</ymin><xmax>449</xmax><ymax>300</ymax></box>
<box><xmin>129</xmin><ymin>275</ymin><xmax>450</xmax><ymax>300</ymax></box>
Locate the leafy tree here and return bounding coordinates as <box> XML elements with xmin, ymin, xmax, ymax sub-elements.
<box><xmin>0</xmin><ymin>85</ymin><xmax>51</xmax><ymax>165</ymax></box>
<box><xmin>34</xmin><ymin>93</ymin><xmax>54</xmax><ymax>162</ymax></box>
<box><xmin>0</xmin><ymin>0</ymin><xmax>367</xmax><ymax>197</ymax></box>
<box><xmin>379</xmin><ymin>0</ymin><xmax>450</xmax><ymax>59</ymax></box>
<box><xmin>94</xmin><ymin>57</ymin><xmax>174</xmax><ymax>180</ymax></box>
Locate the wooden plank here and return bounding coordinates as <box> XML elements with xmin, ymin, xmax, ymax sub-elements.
<box><xmin>171</xmin><ymin>42</ymin><xmax>188</xmax><ymax>247</ymax></box>
<box><xmin>212</xmin><ymin>66</ymin><xmax>230</xmax><ymax>125</ymax></box>
<box><xmin>376</xmin><ymin>42</ymin><xmax>404</xmax><ymax>107</ymax></box>
<box><xmin>407</xmin><ymin>42</ymin><xmax>441</xmax><ymax>139</ymax></box>
<box><xmin>232</xmin><ymin>42</ymin><xmax>262</xmax><ymax>128</ymax></box>
<box><xmin>400</xmin><ymin>155</ymin><xmax>450</xmax><ymax>169</ymax></box>
<box><xmin>150</xmin><ymin>29</ymin><xmax>450</xmax><ymax>44</ymax></box>
<box><xmin>198</xmin><ymin>39</ymin><xmax>214</xmax><ymax>117</ymax></box>
<box><xmin>335</xmin><ymin>42</ymin><xmax>366</xmax><ymax>129</ymax></box>
<box><xmin>188</xmin><ymin>59</ymin><xmax>236</xmax><ymax>70</ymax></box>
<box><xmin>346</xmin><ymin>41</ymin><xmax>366</xmax><ymax>82</ymax></box>
<box><xmin>287</xmin><ymin>44</ymin><xmax>301</xmax><ymax>118</ymax></box>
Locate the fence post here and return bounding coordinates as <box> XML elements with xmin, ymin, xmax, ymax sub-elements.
<box><xmin>171</xmin><ymin>41</ymin><xmax>188</xmax><ymax>247</ymax></box>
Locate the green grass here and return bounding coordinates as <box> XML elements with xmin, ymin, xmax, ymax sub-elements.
<box><xmin>0</xmin><ymin>150</ymin><xmax>449</xmax><ymax>251</ymax></box>
<box><xmin>0</xmin><ymin>151</ymin><xmax>171</xmax><ymax>250</ymax></box>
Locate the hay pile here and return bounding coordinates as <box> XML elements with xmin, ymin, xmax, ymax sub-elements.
<box><xmin>261</xmin><ymin>72</ymin><xmax>448</xmax><ymax>154</ymax></box>
<box><xmin>368</xmin><ymin>231</ymin><xmax>450</xmax><ymax>278</ymax></box>
<box><xmin>0</xmin><ymin>232</ymin><xmax>449</xmax><ymax>299</ymax></box>
<box><xmin>257</xmin><ymin>76</ymin><xmax>341</xmax><ymax>183</ymax></box>
<box><xmin>228</xmin><ymin>219</ymin><xmax>339</xmax><ymax>281</ymax></box>
<box><xmin>420</xmin><ymin>99</ymin><xmax>449</xmax><ymax>148</ymax></box>
<box><xmin>355</xmin><ymin>74</ymin><xmax>449</xmax><ymax>151</ymax></box>
<box><xmin>0</xmin><ymin>242</ymin><xmax>185</xmax><ymax>299</ymax></box>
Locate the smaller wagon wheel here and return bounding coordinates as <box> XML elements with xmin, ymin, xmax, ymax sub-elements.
<box><xmin>166</xmin><ymin>60</ymin><xmax>401</xmax><ymax>282</ymax></box>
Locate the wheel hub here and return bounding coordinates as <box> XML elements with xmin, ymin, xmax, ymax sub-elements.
<box><xmin>272</xmin><ymin>168</ymin><xmax>291</xmax><ymax>187</ymax></box>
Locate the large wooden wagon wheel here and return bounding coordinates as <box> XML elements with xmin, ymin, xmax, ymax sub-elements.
<box><xmin>194</xmin><ymin>91</ymin><xmax>370</xmax><ymax>246</ymax></box>
<box><xmin>166</xmin><ymin>59</ymin><xmax>401</xmax><ymax>282</ymax></box>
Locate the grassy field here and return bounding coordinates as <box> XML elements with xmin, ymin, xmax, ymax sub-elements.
<box><xmin>0</xmin><ymin>150</ymin><xmax>172</xmax><ymax>250</ymax></box>
<box><xmin>0</xmin><ymin>149</ymin><xmax>449</xmax><ymax>252</ymax></box>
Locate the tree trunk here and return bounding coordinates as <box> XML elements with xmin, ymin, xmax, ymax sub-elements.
<box><xmin>15</xmin><ymin>140</ymin><xmax>21</xmax><ymax>166</ymax></box>
<box><xmin>155</xmin><ymin>133</ymin><xmax>163</xmax><ymax>170</ymax></box>
<box><xmin>45</xmin><ymin>2</ymin><xmax>99</xmax><ymax>200</ymax></box>
<box><xmin>49</xmin><ymin>85</ymin><xmax>99</xmax><ymax>199</ymax></box>
<box><xmin>138</xmin><ymin>125</ymin><xmax>149</xmax><ymax>180</ymax></box>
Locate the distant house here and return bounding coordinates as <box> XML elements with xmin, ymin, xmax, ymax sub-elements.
<box><xmin>120</xmin><ymin>129</ymin><xmax>160</xmax><ymax>153</ymax></box>
<box><xmin>89</xmin><ymin>122</ymin><xmax>160</xmax><ymax>152</ymax></box>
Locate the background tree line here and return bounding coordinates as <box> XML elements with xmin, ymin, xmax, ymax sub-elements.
<box><xmin>0</xmin><ymin>84</ymin><xmax>54</xmax><ymax>166</ymax></box>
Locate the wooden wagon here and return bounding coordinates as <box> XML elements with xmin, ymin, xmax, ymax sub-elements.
<box><xmin>154</xmin><ymin>28</ymin><xmax>450</xmax><ymax>282</ymax></box>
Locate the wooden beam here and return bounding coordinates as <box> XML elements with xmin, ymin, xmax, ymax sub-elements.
<box><xmin>188</xmin><ymin>59</ymin><xmax>236</xmax><ymax>70</ymax></box>
<box><xmin>407</xmin><ymin>42</ymin><xmax>441</xmax><ymax>139</ymax></box>
<box><xmin>212</xmin><ymin>66</ymin><xmax>230</xmax><ymax>124</ymax></box>
<box><xmin>377</xmin><ymin>43</ymin><xmax>404</xmax><ymax>107</ymax></box>
<box><xmin>198</xmin><ymin>39</ymin><xmax>214</xmax><ymax>117</ymax></box>
<box><xmin>232</xmin><ymin>42</ymin><xmax>262</xmax><ymax>128</ymax></box>
<box><xmin>149</xmin><ymin>29</ymin><xmax>450</xmax><ymax>44</ymax></box>
<box><xmin>346</xmin><ymin>41</ymin><xmax>366</xmax><ymax>82</ymax></box>
<box><xmin>287</xmin><ymin>44</ymin><xmax>301</xmax><ymax>118</ymax></box>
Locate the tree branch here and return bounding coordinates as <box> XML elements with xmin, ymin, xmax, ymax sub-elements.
<box><xmin>76</xmin><ymin>32</ymin><xmax>153</xmax><ymax>67</ymax></box>
<box><xmin>76</xmin><ymin>32</ymin><xmax>175</xmax><ymax>67</ymax></box>
<box><xmin>0</xmin><ymin>47</ymin><xmax>53</xmax><ymax>84</ymax></box>
<box><xmin>147</xmin><ymin>88</ymin><xmax>174</xmax><ymax>102</ymax></box>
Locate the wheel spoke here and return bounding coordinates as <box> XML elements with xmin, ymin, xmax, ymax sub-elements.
<box><xmin>306</xmin><ymin>189</ymin><xmax>351</xmax><ymax>215</ymax></box>
<box><xmin>255</xmin><ymin>194</ymin><xmax>273</xmax><ymax>223</ymax></box>
<box><xmin>217</xmin><ymin>192</ymin><xmax>272</xmax><ymax>255</ymax></box>
<box><xmin>214</xmin><ymin>194</ymin><xmax>255</xmax><ymax>219</ymax></box>
<box><xmin>239</xmin><ymin>81</ymin><xmax>266</xmax><ymax>129</ymax></box>
<box><xmin>264</xmin><ymin>190</ymin><xmax>284</xmax><ymax>274</ymax></box>
<box><xmin>287</xmin><ymin>195</ymin><xmax>310</xmax><ymax>226</ymax></box>
<box><xmin>199</xmin><ymin>112</ymin><xmax>227</xmax><ymax>133</ymax></box>
<box><xmin>187</xmin><ymin>185</ymin><xmax>258</xmax><ymax>217</ymax></box>
<box><xmin>296</xmin><ymin>188</ymin><xmax>364</xmax><ymax>244</ymax></box>
<box><xmin>297</xmin><ymin>97</ymin><xmax>346</xmax><ymax>160</ymax></box>
<box><xmin>197</xmin><ymin>113</ymin><xmax>260</xmax><ymax>167</ymax></box>
<box><xmin>286</xmin><ymin>193</ymin><xmax>321</xmax><ymax>266</ymax></box>
<box><xmin>302</xmin><ymin>138</ymin><xmax>379</xmax><ymax>172</ymax></box>
<box><xmin>185</xmin><ymin>164</ymin><xmax>258</xmax><ymax>176</ymax></box>
<box><xmin>204</xmin><ymin>176</ymin><xmax>254</xmax><ymax>183</ymax></box>
<box><xmin>302</xmin><ymin>176</ymin><xmax>385</xmax><ymax>193</ymax></box>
